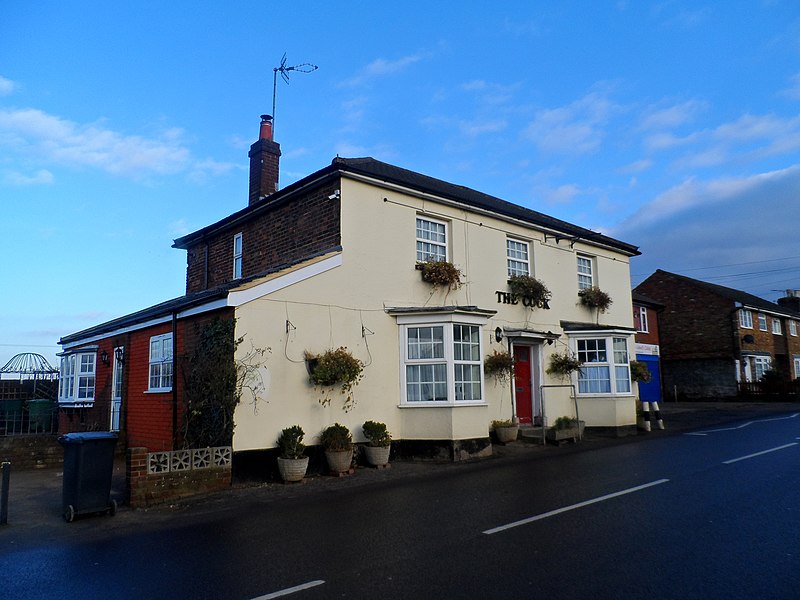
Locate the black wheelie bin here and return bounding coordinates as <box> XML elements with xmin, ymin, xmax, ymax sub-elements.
<box><xmin>58</xmin><ymin>432</ymin><xmax>118</xmax><ymax>522</ymax></box>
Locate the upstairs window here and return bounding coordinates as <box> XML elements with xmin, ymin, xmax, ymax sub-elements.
<box><xmin>59</xmin><ymin>351</ymin><xmax>96</xmax><ymax>405</ymax></box>
<box><xmin>577</xmin><ymin>255</ymin><xmax>594</xmax><ymax>290</ymax></box>
<box><xmin>506</xmin><ymin>238</ymin><xmax>530</xmax><ymax>278</ymax></box>
<box><xmin>772</xmin><ymin>318</ymin><xmax>782</xmax><ymax>335</ymax></box>
<box><xmin>233</xmin><ymin>232</ymin><xmax>243</xmax><ymax>279</ymax></box>
<box><xmin>758</xmin><ymin>313</ymin><xmax>768</xmax><ymax>331</ymax></box>
<box><xmin>149</xmin><ymin>333</ymin><xmax>173</xmax><ymax>392</ymax></box>
<box><xmin>637</xmin><ymin>306</ymin><xmax>649</xmax><ymax>333</ymax></box>
<box><xmin>739</xmin><ymin>309</ymin><xmax>753</xmax><ymax>329</ymax></box>
<box><xmin>416</xmin><ymin>217</ymin><xmax>448</xmax><ymax>262</ymax></box>
<box><xmin>790</xmin><ymin>320</ymin><xmax>798</xmax><ymax>337</ymax></box>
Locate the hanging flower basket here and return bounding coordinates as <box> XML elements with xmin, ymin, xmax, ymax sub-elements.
<box><xmin>578</xmin><ymin>287</ymin><xmax>613</xmax><ymax>312</ymax></box>
<box><xmin>484</xmin><ymin>350</ymin><xmax>515</xmax><ymax>384</ymax></box>
<box><xmin>417</xmin><ymin>260</ymin><xmax>463</xmax><ymax>291</ymax></box>
<box><xmin>630</xmin><ymin>360</ymin><xmax>652</xmax><ymax>383</ymax></box>
<box><xmin>508</xmin><ymin>275</ymin><xmax>551</xmax><ymax>309</ymax></box>
<box><xmin>546</xmin><ymin>351</ymin><xmax>583</xmax><ymax>378</ymax></box>
<box><xmin>306</xmin><ymin>347</ymin><xmax>364</xmax><ymax>412</ymax></box>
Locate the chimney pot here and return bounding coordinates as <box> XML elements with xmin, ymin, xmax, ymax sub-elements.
<box><xmin>259</xmin><ymin>114</ymin><xmax>274</xmax><ymax>141</ymax></box>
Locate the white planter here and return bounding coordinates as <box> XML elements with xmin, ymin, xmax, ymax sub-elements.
<box><xmin>363</xmin><ymin>444</ymin><xmax>391</xmax><ymax>467</ymax></box>
<box><xmin>324</xmin><ymin>448</ymin><xmax>354</xmax><ymax>473</ymax></box>
<box><xmin>277</xmin><ymin>456</ymin><xmax>309</xmax><ymax>482</ymax></box>
<box><xmin>494</xmin><ymin>425</ymin><xmax>519</xmax><ymax>443</ymax></box>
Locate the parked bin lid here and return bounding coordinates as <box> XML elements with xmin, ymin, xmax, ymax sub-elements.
<box><xmin>58</xmin><ymin>432</ymin><xmax>119</xmax><ymax>444</ymax></box>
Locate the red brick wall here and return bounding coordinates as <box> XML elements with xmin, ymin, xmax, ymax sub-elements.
<box><xmin>633</xmin><ymin>303</ymin><xmax>660</xmax><ymax>346</ymax></box>
<box><xmin>184</xmin><ymin>179</ymin><xmax>342</xmax><ymax>294</ymax></box>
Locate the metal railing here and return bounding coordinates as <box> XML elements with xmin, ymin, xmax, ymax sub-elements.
<box><xmin>0</xmin><ymin>404</ymin><xmax>60</xmax><ymax>436</ymax></box>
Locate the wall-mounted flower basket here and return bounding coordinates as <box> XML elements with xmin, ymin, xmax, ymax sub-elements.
<box><xmin>578</xmin><ymin>287</ymin><xmax>613</xmax><ymax>312</ymax></box>
<box><xmin>305</xmin><ymin>347</ymin><xmax>365</xmax><ymax>412</ymax></box>
<box><xmin>630</xmin><ymin>360</ymin><xmax>652</xmax><ymax>384</ymax></box>
<box><xmin>545</xmin><ymin>351</ymin><xmax>583</xmax><ymax>379</ymax></box>
<box><xmin>416</xmin><ymin>260</ymin><xmax>463</xmax><ymax>291</ymax></box>
<box><xmin>508</xmin><ymin>275</ymin><xmax>551</xmax><ymax>309</ymax></box>
<box><xmin>484</xmin><ymin>350</ymin><xmax>515</xmax><ymax>384</ymax></box>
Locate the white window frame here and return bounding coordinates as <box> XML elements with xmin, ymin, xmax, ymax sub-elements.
<box><xmin>233</xmin><ymin>232</ymin><xmax>243</xmax><ymax>279</ymax></box>
<box><xmin>790</xmin><ymin>320</ymin><xmax>798</xmax><ymax>337</ymax></box>
<box><xmin>571</xmin><ymin>334</ymin><xmax>633</xmax><ymax>396</ymax></box>
<box><xmin>148</xmin><ymin>333</ymin><xmax>173</xmax><ymax>392</ymax></box>
<box><xmin>794</xmin><ymin>356</ymin><xmax>800</xmax><ymax>379</ymax></box>
<box><xmin>772</xmin><ymin>318</ymin><xmax>782</xmax><ymax>335</ymax></box>
<box><xmin>110</xmin><ymin>346</ymin><xmax>123</xmax><ymax>431</ymax></box>
<box><xmin>577</xmin><ymin>254</ymin><xmax>595</xmax><ymax>290</ymax></box>
<box><xmin>739</xmin><ymin>309</ymin><xmax>753</xmax><ymax>329</ymax></box>
<box><xmin>58</xmin><ymin>351</ymin><xmax>96</xmax><ymax>406</ymax></box>
<box><xmin>416</xmin><ymin>216</ymin><xmax>448</xmax><ymax>263</ymax></box>
<box><xmin>758</xmin><ymin>313</ymin><xmax>768</xmax><ymax>331</ymax></box>
<box><xmin>754</xmin><ymin>355</ymin><xmax>771</xmax><ymax>381</ymax></box>
<box><xmin>506</xmin><ymin>238</ymin><xmax>530</xmax><ymax>278</ymax></box>
<box><xmin>398</xmin><ymin>314</ymin><xmax>486</xmax><ymax>406</ymax></box>
<box><xmin>637</xmin><ymin>306</ymin><xmax>649</xmax><ymax>333</ymax></box>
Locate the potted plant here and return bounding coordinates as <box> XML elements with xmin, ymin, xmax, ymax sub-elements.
<box><xmin>546</xmin><ymin>351</ymin><xmax>583</xmax><ymax>379</ymax></box>
<box><xmin>484</xmin><ymin>350</ymin><xmax>515</xmax><ymax>384</ymax></box>
<box><xmin>417</xmin><ymin>259</ymin><xmax>463</xmax><ymax>291</ymax></box>
<box><xmin>276</xmin><ymin>425</ymin><xmax>308</xmax><ymax>483</ymax></box>
<box><xmin>578</xmin><ymin>286</ymin><xmax>613</xmax><ymax>312</ymax></box>
<box><xmin>491</xmin><ymin>419</ymin><xmax>519</xmax><ymax>443</ymax></box>
<box><xmin>320</xmin><ymin>422</ymin><xmax>354</xmax><ymax>474</ymax></box>
<box><xmin>306</xmin><ymin>347</ymin><xmax>365</xmax><ymax>412</ymax></box>
<box><xmin>362</xmin><ymin>420</ymin><xmax>392</xmax><ymax>467</ymax></box>
<box><xmin>546</xmin><ymin>415</ymin><xmax>584</xmax><ymax>444</ymax></box>
<box><xmin>508</xmin><ymin>275</ymin><xmax>551</xmax><ymax>309</ymax></box>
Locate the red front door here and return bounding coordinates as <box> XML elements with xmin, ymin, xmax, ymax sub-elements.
<box><xmin>514</xmin><ymin>346</ymin><xmax>532</xmax><ymax>424</ymax></box>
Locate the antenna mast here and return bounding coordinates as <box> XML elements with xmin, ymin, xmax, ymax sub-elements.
<box><xmin>272</xmin><ymin>53</ymin><xmax>318</xmax><ymax>136</ymax></box>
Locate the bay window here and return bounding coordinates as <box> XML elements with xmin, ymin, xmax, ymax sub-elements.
<box><xmin>574</xmin><ymin>335</ymin><xmax>632</xmax><ymax>396</ymax></box>
<box><xmin>400</xmin><ymin>317</ymin><xmax>485</xmax><ymax>404</ymax></box>
<box><xmin>58</xmin><ymin>350</ymin><xmax>96</xmax><ymax>405</ymax></box>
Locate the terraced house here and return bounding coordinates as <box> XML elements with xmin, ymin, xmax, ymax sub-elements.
<box><xmin>635</xmin><ymin>270</ymin><xmax>800</xmax><ymax>400</ymax></box>
<box><xmin>58</xmin><ymin>115</ymin><xmax>642</xmax><ymax>463</ymax></box>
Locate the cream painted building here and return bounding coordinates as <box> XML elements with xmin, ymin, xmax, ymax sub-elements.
<box><xmin>58</xmin><ymin>116</ymin><xmax>641</xmax><ymax>460</ymax></box>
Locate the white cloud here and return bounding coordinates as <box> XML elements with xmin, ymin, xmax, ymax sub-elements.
<box><xmin>545</xmin><ymin>183</ymin><xmax>582</xmax><ymax>204</ymax></box>
<box><xmin>524</xmin><ymin>91</ymin><xmax>619</xmax><ymax>154</ymax></box>
<box><xmin>0</xmin><ymin>75</ymin><xmax>16</xmax><ymax>96</ymax></box>
<box><xmin>0</xmin><ymin>107</ymin><xmax>234</xmax><ymax>181</ymax></box>
<box><xmin>780</xmin><ymin>72</ymin><xmax>800</xmax><ymax>100</ymax></box>
<box><xmin>341</xmin><ymin>53</ymin><xmax>426</xmax><ymax>87</ymax></box>
<box><xmin>617</xmin><ymin>158</ymin><xmax>653</xmax><ymax>174</ymax></box>
<box><xmin>2</xmin><ymin>169</ymin><xmax>53</xmax><ymax>185</ymax></box>
<box><xmin>639</xmin><ymin>99</ymin><xmax>707</xmax><ymax>130</ymax></box>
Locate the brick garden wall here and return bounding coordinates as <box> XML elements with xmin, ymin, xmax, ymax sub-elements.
<box><xmin>127</xmin><ymin>446</ymin><xmax>231</xmax><ymax>509</ymax></box>
<box><xmin>0</xmin><ymin>435</ymin><xmax>62</xmax><ymax>469</ymax></box>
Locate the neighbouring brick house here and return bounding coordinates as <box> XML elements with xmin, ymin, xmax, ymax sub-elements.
<box><xmin>632</xmin><ymin>292</ymin><xmax>663</xmax><ymax>403</ymax></box>
<box><xmin>59</xmin><ymin>114</ymin><xmax>642</xmax><ymax>468</ymax></box>
<box><xmin>635</xmin><ymin>270</ymin><xmax>800</xmax><ymax>400</ymax></box>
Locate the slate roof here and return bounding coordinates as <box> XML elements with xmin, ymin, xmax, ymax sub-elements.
<box><xmin>641</xmin><ymin>270</ymin><xmax>800</xmax><ymax>317</ymax></box>
<box><xmin>174</xmin><ymin>156</ymin><xmax>640</xmax><ymax>257</ymax></box>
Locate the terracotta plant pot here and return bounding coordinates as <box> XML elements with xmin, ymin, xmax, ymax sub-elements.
<box><xmin>363</xmin><ymin>444</ymin><xmax>391</xmax><ymax>467</ymax></box>
<box><xmin>277</xmin><ymin>456</ymin><xmax>309</xmax><ymax>482</ymax></box>
<box><xmin>324</xmin><ymin>448</ymin><xmax>353</xmax><ymax>473</ymax></box>
<box><xmin>494</xmin><ymin>425</ymin><xmax>519</xmax><ymax>443</ymax></box>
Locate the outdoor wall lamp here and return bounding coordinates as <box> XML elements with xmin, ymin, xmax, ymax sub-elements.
<box><xmin>114</xmin><ymin>347</ymin><xmax>124</xmax><ymax>365</ymax></box>
<box><xmin>100</xmin><ymin>350</ymin><xmax>110</xmax><ymax>366</ymax></box>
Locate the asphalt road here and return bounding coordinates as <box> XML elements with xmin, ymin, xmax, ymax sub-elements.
<box><xmin>3</xmin><ymin>409</ymin><xmax>800</xmax><ymax>599</ymax></box>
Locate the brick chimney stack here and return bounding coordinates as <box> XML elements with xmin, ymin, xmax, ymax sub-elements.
<box><xmin>248</xmin><ymin>114</ymin><xmax>281</xmax><ymax>206</ymax></box>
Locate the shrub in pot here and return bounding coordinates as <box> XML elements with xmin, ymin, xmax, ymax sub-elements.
<box><xmin>276</xmin><ymin>425</ymin><xmax>308</xmax><ymax>482</ymax></box>
<box><xmin>362</xmin><ymin>420</ymin><xmax>392</xmax><ymax>467</ymax></box>
<box><xmin>491</xmin><ymin>419</ymin><xmax>519</xmax><ymax>443</ymax></box>
<box><xmin>320</xmin><ymin>422</ymin><xmax>354</xmax><ymax>474</ymax></box>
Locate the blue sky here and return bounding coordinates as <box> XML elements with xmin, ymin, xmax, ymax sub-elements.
<box><xmin>2</xmin><ymin>1</ymin><xmax>800</xmax><ymax>370</ymax></box>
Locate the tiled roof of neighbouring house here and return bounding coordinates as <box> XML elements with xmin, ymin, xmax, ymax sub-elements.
<box><xmin>173</xmin><ymin>156</ymin><xmax>640</xmax><ymax>257</ymax></box>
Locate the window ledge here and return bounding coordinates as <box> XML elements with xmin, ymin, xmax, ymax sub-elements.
<box><xmin>398</xmin><ymin>402</ymin><xmax>488</xmax><ymax>408</ymax></box>
<box><xmin>145</xmin><ymin>388</ymin><xmax>173</xmax><ymax>394</ymax></box>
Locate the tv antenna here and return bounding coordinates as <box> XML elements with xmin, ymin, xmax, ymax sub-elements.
<box><xmin>272</xmin><ymin>53</ymin><xmax>318</xmax><ymax>135</ymax></box>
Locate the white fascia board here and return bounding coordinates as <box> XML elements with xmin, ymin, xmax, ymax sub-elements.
<box><xmin>565</xmin><ymin>327</ymin><xmax>636</xmax><ymax>337</ymax></box>
<box><xmin>227</xmin><ymin>253</ymin><xmax>343</xmax><ymax>307</ymax></box>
